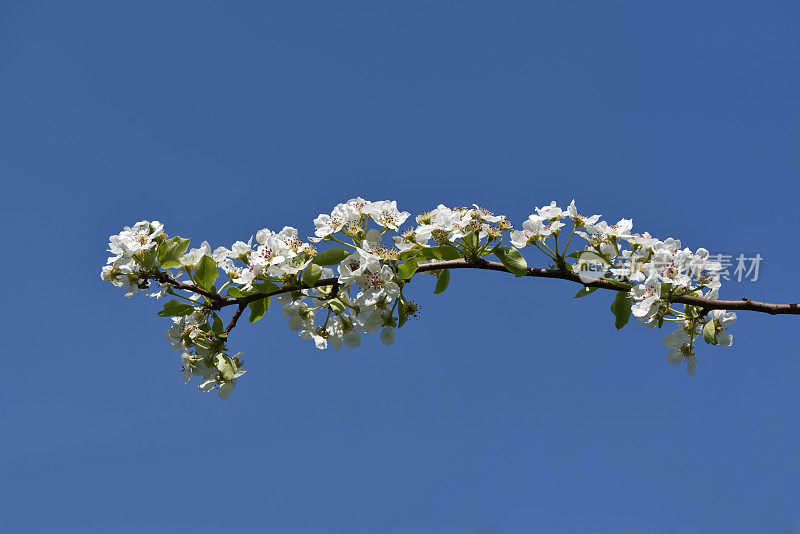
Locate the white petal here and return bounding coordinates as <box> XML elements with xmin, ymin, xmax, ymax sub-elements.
<box><xmin>666</xmin><ymin>349</ymin><xmax>684</xmax><ymax>365</ymax></box>
<box><xmin>218</xmin><ymin>381</ymin><xmax>235</xmax><ymax>399</ymax></box>
<box><xmin>344</xmin><ymin>330</ymin><xmax>361</xmax><ymax>348</ymax></box>
<box><xmin>379</xmin><ymin>327</ymin><xmax>396</xmax><ymax>346</ymax></box>
<box><xmin>716</xmin><ymin>331</ymin><xmax>733</xmax><ymax>346</ymax></box>
<box><xmin>198</xmin><ymin>378</ymin><xmax>217</xmax><ymax>392</ymax></box>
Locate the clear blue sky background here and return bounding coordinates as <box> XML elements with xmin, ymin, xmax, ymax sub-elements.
<box><xmin>2</xmin><ymin>2</ymin><xmax>799</xmax><ymax>533</ymax></box>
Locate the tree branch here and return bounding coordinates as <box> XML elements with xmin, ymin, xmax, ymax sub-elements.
<box><xmin>154</xmin><ymin>272</ymin><xmax>226</xmax><ymax>303</ymax></box>
<box><xmin>418</xmin><ymin>259</ymin><xmax>800</xmax><ymax>315</ymax></box>
<box><xmin>225</xmin><ymin>304</ymin><xmax>246</xmax><ymax>334</ymax></box>
<box><xmin>159</xmin><ymin>259</ymin><xmax>800</xmax><ymax>337</ymax></box>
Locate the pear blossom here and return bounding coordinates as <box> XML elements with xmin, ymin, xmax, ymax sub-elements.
<box><xmin>282</xmin><ymin>299</ymin><xmax>315</xmax><ymax>331</ymax></box>
<box><xmin>299</xmin><ymin>327</ymin><xmax>328</xmax><ymax>349</ymax></box>
<box><xmin>662</xmin><ymin>328</ymin><xmax>691</xmax><ymax>365</ymax></box>
<box><xmin>356</xmin><ymin>264</ymin><xmax>401</xmax><ymax>307</ymax></box>
<box><xmin>708</xmin><ymin>310</ymin><xmax>736</xmax><ymax>346</ymax></box>
<box><xmin>338</xmin><ymin>248</ymin><xmax>378</xmax><ymax>284</ymax></box>
<box><xmin>180</xmin><ymin>241</ymin><xmax>212</xmax><ymax>267</ymax></box>
<box><xmin>630</xmin><ymin>275</ymin><xmax>662</xmax><ymax>321</ymax></box>
<box><xmin>314</xmin><ymin>203</ymin><xmax>356</xmax><ymax>237</ymax></box>
<box><xmin>510</xmin><ymin>215</ymin><xmax>564</xmax><ymax>248</ymax></box>
<box><xmin>107</xmin><ymin>220</ymin><xmax>165</xmax><ymax>259</ymax></box>
<box><xmin>353</xmin><ymin>308</ymin><xmax>384</xmax><ymax>334</ymax></box>
<box><xmin>565</xmin><ymin>199</ymin><xmax>601</xmax><ymax>228</ymax></box>
<box><xmin>536</xmin><ymin>201</ymin><xmax>563</xmax><ymax>220</ymax></box>
<box><xmin>365</xmin><ymin>200</ymin><xmax>410</xmax><ymax>230</ymax></box>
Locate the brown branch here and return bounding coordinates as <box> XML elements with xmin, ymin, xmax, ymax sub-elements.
<box><xmin>225</xmin><ymin>304</ymin><xmax>246</xmax><ymax>334</ymax></box>
<box><xmin>417</xmin><ymin>259</ymin><xmax>800</xmax><ymax>315</ymax></box>
<box><xmin>158</xmin><ymin>259</ymin><xmax>800</xmax><ymax>336</ymax></box>
<box><xmin>414</xmin><ymin>259</ymin><xmax>800</xmax><ymax>315</ymax></box>
<box><xmin>154</xmin><ymin>272</ymin><xmax>227</xmax><ymax>303</ymax></box>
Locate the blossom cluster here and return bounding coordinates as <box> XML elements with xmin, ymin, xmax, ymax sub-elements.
<box><xmin>505</xmin><ymin>200</ymin><xmax>735</xmax><ymax>375</ymax></box>
<box><xmin>101</xmin><ymin>220</ymin><xmax>165</xmax><ymax>297</ymax></box>
<box><xmin>102</xmin><ymin>198</ymin><xmax>738</xmax><ymax>397</ymax></box>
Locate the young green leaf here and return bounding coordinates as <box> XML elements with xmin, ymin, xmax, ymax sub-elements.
<box><xmin>327</xmin><ymin>298</ymin><xmax>346</xmax><ymax>315</ymax></box>
<box><xmin>226</xmin><ymin>286</ymin><xmax>247</xmax><ymax>298</ymax></box>
<box><xmin>251</xmin><ymin>281</ymin><xmax>280</xmax><ymax>294</ymax></box>
<box><xmin>312</xmin><ymin>248</ymin><xmax>351</xmax><ymax>266</ymax></box>
<box><xmin>610</xmin><ymin>292</ymin><xmax>631</xmax><ymax>330</ymax></box>
<box><xmin>397</xmin><ymin>249</ymin><xmax>423</xmax><ymax>262</ymax></box>
<box><xmin>303</xmin><ymin>263</ymin><xmax>323</xmax><ymax>287</ymax></box>
<box><xmin>419</xmin><ymin>245</ymin><xmax>461</xmax><ymax>261</ymax></box>
<box><xmin>248</xmin><ymin>297</ymin><xmax>269</xmax><ymax>323</ymax></box>
<box><xmin>135</xmin><ymin>248</ymin><xmax>158</xmax><ymax>270</ymax></box>
<box><xmin>702</xmin><ymin>320</ymin><xmax>718</xmax><ymax>345</ymax></box>
<box><xmin>494</xmin><ymin>246</ymin><xmax>528</xmax><ymax>277</ymax></box>
<box><xmin>567</xmin><ymin>250</ymin><xmax>614</xmax><ymax>268</ymax></box>
<box><xmin>433</xmin><ymin>269</ymin><xmax>450</xmax><ymax>294</ymax></box>
<box><xmin>398</xmin><ymin>296</ymin><xmax>408</xmax><ymax>328</ymax></box>
<box><xmin>575</xmin><ymin>286</ymin><xmax>599</xmax><ymax>298</ymax></box>
<box><xmin>214</xmin><ymin>353</ymin><xmax>237</xmax><ymax>382</ymax></box>
<box><xmin>157</xmin><ymin>299</ymin><xmax>195</xmax><ymax>317</ymax></box>
<box><xmin>398</xmin><ymin>258</ymin><xmax>419</xmax><ymax>279</ymax></box>
<box><xmin>604</xmin><ymin>277</ymin><xmax>632</xmax><ymax>290</ymax></box>
<box><xmin>194</xmin><ymin>255</ymin><xmax>219</xmax><ymax>290</ymax></box>
<box><xmin>211</xmin><ymin>313</ymin><xmax>224</xmax><ymax>335</ymax></box>
<box><xmin>462</xmin><ymin>232</ymin><xmax>478</xmax><ymax>250</ymax></box>
<box><xmin>158</xmin><ymin>236</ymin><xmax>191</xmax><ymax>268</ymax></box>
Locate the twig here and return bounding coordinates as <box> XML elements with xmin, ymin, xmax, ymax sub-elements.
<box><xmin>160</xmin><ymin>259</ymin><xmax>800</xmax><ymax>336</ymax></box>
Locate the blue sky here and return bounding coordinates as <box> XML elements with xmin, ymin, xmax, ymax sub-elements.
<box><xmin>2</xmin><ymin>1</ymin><xmax>800</xmax><ymax>532</ymax></box>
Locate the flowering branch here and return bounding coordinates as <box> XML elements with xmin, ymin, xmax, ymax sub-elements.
<box><xmin>102</xmin><ymin>199</ymin><xmax>791</xmax><ymax>398</ymax></box>
<box><xmin>198</xmin><ymin>261</ymin><xmax>799</xmax><ymax>317</ymax></box>
<box><xmin>416</xmin><ymin>259</ymin><xmax>800</xmax><ymax>315</ymax></box>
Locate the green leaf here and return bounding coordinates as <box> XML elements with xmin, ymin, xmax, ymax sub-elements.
<box><xmin>211</xmin><ymin>313</ymin><xmax>224</xmax><ymax>335</ymax></box>
<box><xmin>251</xmin><ymin>281</ymin><xmax>279</xmax><ymax>294</ymax></box>
<box><xmin>397</xmin><ymin>249</ymin><xmax>423</xmax><ymax>262</ymax></box>
<box><xmin>574</xmin><ymin>286</ymin><xmax>599</xmax><ymax>298</ymax></box>
<box><xmin>303</xmin><ymin>263</ymin><xmax>323</xmax><ymax>287</ymax></box>
<box><xmin>462</xmin><ymin>232</ymin><xmax>478</xmax><ymax>250</ymax></box>
<box><xmin>327</xmin><ymin>298</ymin><xmax>346</xmax><ymax>315</ymax></box>
<box><xmin>135</xmin><ymin>247</ymin><xmax>158</xmax><ymax>269</ymax></box>
<box><xmin>214</xmin><ymin>353</ymin><xmax>237</xmax><ymax>382</ymax></box>
<box><xmin>226</xmin><ymin>286</ymin><xmax>247</xmax><ymax>298</ymax></box>
<box><xmin>194</xmin><ymin>255</ymin><xmax>219</xmax><ymax>290</ymax></box>
<box><xmin>439</xmin><ymin>246</ymin><xmax>462</xmax><ymax>260</ymax></box>
<box><xmin>433</xmin><ymin>269</ymin><xmax>450</xmax><ymax>294</ymax></box>
<box><xmin>610</xmin><ymin>292</ymin><xmax>631</xmax><ymax>330</ymax></box>
<box><xmin>398</xmin><ymin>258</ymin><xmax>419</xmax><ymax>279</ymax></box>
<box><xmin>398</xmin><ymin>297</ymin><xmax>408</xmax><ymax>328</ymax></box>
<box><xmin>494</xmin><ymin>246</ymin><xmax>528</xmax><ymax>277</ymax></box>
<box><xmin>480</xmin><ymin>245</ymin><xmax>499</xmax><ymax>258</ymax></box>
<box><xmin>158</xmin><ymin>236</ymin><xmax>190</xmax><ymax>268</ymax></box>
<box><xmin>248</xmin><ymin>297</ymin><xmax>269</xmax><ymax>323</ymax></box>
<box><xmin>702</xmin><ymin>320</ymin><xmax>718</xmax><ymax>345</ymax></box>
<box><xmin>568</xmin><ymin>250</ymin><xmax>613</xmax><ymax>265</ymax></box>
<box><xmin>660</xmin><ymin>283</ymin><xmax>673</xmax><ymax>299</ymax></box>
<box><xmin>312</xmin><ymin>248</ymin><xmax>351</xmax><ymax>266</ymax></box>
<box><xmin>604</xmin><ymin>277</ymin><xmax>632</xmax><ymax>290</ymax></box>
<box><xmin>157</xmin><ymin>299</ymin><xmax>195</xmax><ymax>317</ymax></box>
<box><xmin>418</xmin><ymin>245</ymin><xmax>461</xmax><ymax>261</ymax></box>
